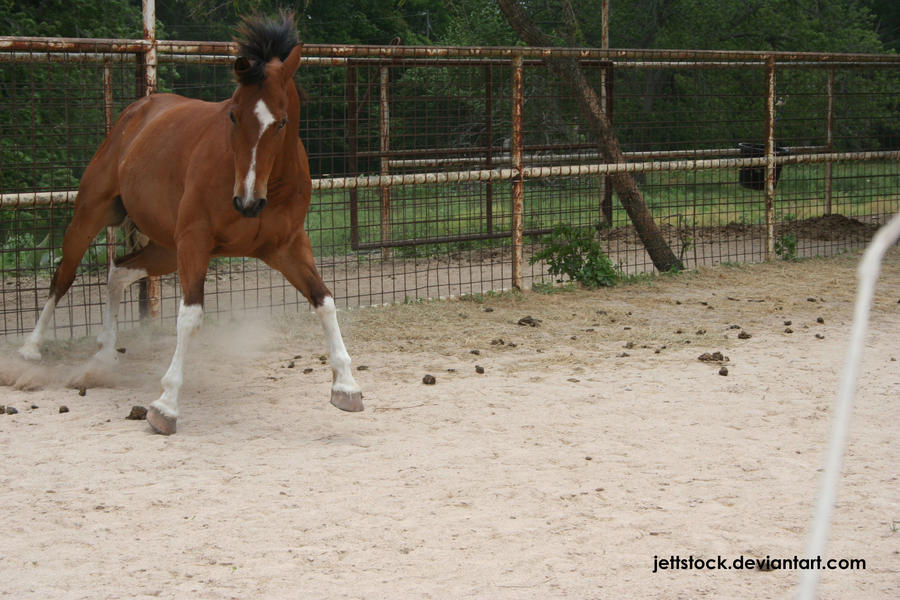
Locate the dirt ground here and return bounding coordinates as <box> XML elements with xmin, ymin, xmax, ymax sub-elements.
<box><xmin>1</xmin><ymin>249</ymin><xmax>898</xmax><ymax>599</ymax></box>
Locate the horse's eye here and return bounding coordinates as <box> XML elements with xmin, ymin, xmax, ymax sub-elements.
<box><xmin>277</xmin><ymin>118</ymin><xmax>287</xmax><ymax>130</ymax></box>
<box><xmin>229</xmin><ymin>111</ymin><xmax>236</xmax><ymax>124</ymax></box>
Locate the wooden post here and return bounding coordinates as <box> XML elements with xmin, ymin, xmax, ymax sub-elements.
<box><xmin>511</xmin><ymin>54</ymin><xmax>525</xmax><ymax>290</ymax></box>
<box><xmin>764</xmin><ymin>56</ymin><xmax>777</xmax><ymax>261</ymax></box>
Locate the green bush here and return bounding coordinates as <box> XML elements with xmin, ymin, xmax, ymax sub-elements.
<box><xmin>530</xmin><ymin>224</ymin><xmax>622</xmax><ymax>288</ymax></box>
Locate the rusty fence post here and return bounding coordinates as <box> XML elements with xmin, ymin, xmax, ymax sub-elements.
<box><xmin>764</xmin><ymin>56</ymin><xmax>777</xmax><ymax>261</ymax></box>
<box><xmin>379</xmin><ymin>65</ymin><xmax>392</xmax><ymax>260</ymax></box>
<box><xmin>102</xmin><ymin>60</ymin><xmax>117</xmax><ymax>273</ymax></box>
<box><xmin>825</xmin><ymin>67</ymin><xmax>834</xmax><ymax>215</ymax></box>
<box><xmin>511</xmin><ymin>54</ymin><xmax>525</xmax><ymax>290</ymax></box>
<box><xmin>347</xmin><ymin>65</ymin><xmax>360</xmax><ymax>250</ymax></box>
<box><xmin>137</xmin><ymin>0</ymin><xmax>160</xmax><ymax>319</ymax></box>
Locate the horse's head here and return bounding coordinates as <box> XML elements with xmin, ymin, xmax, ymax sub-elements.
<box><xmin>229</xmin><ymin>28</ymin><xmax>301</xmax><ymax>218</ymax></box>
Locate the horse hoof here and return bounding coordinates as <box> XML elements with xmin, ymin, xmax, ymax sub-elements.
<box><xmin>18</xmin><ymin>345</ymin><xmax>41</xmax><ymax>362</ymax></box>
<box><xmin>147</xmin><ymin>406</ymin><xmax>177</xmax><ymax>435</ymax></box>
<box><xmin>330</xmin><ymin>389</ymin><xmax>364</xmax><ymax>412</ymax></box>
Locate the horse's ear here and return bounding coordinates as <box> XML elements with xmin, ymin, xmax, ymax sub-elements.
<box><xmin>234</xmin><ymin>56</ymin><xmax>252</xmax><ymax>80</ymax></box>
<box><xmin>282</xmin><ymin>44</ymin><xmax>302</xmax><ymax>83</ymax></box>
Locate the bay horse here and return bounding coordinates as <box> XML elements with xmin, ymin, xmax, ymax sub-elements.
<box><xmin>18</xmin><ymin>13</ymin><xmax>363</xmax><ymax>434</ymax></box>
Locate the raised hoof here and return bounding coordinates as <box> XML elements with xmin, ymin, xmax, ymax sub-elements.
<box><xmin>146</xmin><ymin>406</ymin><xmax>177</xmax><ymax>435</ymax></box>
<box><xmin>18</xmin><ymin>345</ymin><xmax>41</xmax><ymax>362</ymax></box>
<box><xmin>330</xmin><ymin>389</ymin><xmax>364</xmax><ymax>412</ymax></box>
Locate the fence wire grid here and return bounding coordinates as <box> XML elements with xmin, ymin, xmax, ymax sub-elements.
<box><xmin>1</xmin><ymin>38</ymin><xmax>899</xmax><ymax>339</ymax></box>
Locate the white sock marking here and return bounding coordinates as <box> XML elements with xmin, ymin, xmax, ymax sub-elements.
<box><xmin>151</xmin><ymin>300</ymin><xmax>203</xmax><ymax>419</ymax></box>
<box><xmin>315</xmin><ymin>296</ymin><xmax>361</xmax><ymax>394</ymax></box>
<box><xmin>95</xmin><ymin>266</ymin><xmax>146</xmax><ymax>361</ymax></box>
<box><xmin>19</xmin><ymin>297</ymin><xmax>56</xmax><ymax>360</ymax></box>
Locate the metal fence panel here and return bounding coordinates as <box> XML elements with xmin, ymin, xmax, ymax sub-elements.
<box><xmin>1</xmin><ymin>38</ymin><xmax>898</xmax><ymax>338</ymax></box>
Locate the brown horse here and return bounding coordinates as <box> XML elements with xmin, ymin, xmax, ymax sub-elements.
<box><xmin>18</xmin><ymin>13</ymin><xmax>363</xmax><ymax>433</ymax></box>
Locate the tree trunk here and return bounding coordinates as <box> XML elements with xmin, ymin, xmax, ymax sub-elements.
<box><xmin>497</xmin><ymin>0</ymin><xmax>683</xmax><ymax>273</ymax></box>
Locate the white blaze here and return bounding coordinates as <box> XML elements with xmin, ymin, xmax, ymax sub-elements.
<box><xmin>241</xmin><ymin>99</ymin><xmax>276</xmax><ymax>206</ymax></box>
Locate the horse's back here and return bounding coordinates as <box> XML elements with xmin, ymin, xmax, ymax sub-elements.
<box><xmin>78</xmin><ymin>94</ymin><xmax>227</xmax><ymax>247</ymax></box>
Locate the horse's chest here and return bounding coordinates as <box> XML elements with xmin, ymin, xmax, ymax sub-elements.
<box><xmin>213</xmin><ymin>212</ymin><xmax>297</xmax><ymax>256</ymax></box>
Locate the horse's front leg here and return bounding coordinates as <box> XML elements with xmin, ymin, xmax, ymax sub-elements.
<box><xmin>146</xmin><ymin>246</ymin><xmax>209</xmax><ymax>435</ymax></box>
<box><xmin>316</xmin><ymin>295</ymin><xmax>364</xmax><ymax>412</ymax></box>
<box><xmin>264</xmin><ymin>232</ymin><xmax>363</xmax><ymax>412</ymax></box>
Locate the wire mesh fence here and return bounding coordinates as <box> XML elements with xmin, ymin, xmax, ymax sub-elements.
<box><xmin>1</xmin><ymin>37</ymin><xmax>898</xmax><ymax>339</ymax></box>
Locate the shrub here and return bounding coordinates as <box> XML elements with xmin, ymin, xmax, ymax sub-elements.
<box><xmin>530</xmin><ymin>224</ymin><xmax>622</xmax><ymax>288</ymax></box>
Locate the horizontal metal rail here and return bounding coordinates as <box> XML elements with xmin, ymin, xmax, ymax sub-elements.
<box><xmin>4</xmin><ymin>149</ymin><xmax>896</xmax><ymax>208</ymax></box>
<box><xmin>3</xmin><ymin>36</ymin><xmax>900</xmax><ymax>65</ymax></box>
<box><xmin>387</xmin><ymin>146</ymin><xmax>830</xmax><ymax>169</ymax></box>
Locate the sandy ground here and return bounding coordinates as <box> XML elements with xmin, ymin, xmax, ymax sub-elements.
<box><xmin>1</xmin><ymin>249</ymin><xmax>898</xmax><ymax>599</ymax></box>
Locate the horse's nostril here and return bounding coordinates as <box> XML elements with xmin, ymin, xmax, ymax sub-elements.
<box><xmin>233</xmin><ymin>197</ymin><xmax>242</xmax><ymax>212</ymax></box>
<box><xmin>257</xmin><ymin>198</ymin><xmax>267</xmax><ymax>212</ymax></box>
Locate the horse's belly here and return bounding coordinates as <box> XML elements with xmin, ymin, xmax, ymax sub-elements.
<box><xmin>116</xmin><ymin>101</ymin><xmax>230</xmax><ymax>248</ymax></box>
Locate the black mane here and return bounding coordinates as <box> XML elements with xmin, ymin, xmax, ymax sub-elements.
<box><xmin>234</xmin><ymin>11</ymin><xmax>299</xmax><ymax>86</ymax></box>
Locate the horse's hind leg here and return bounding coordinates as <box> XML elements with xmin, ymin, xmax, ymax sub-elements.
<box><xmin>93</xmin><ymin>242</ymin><xmax>177</xmax><ymax>363</ymax></box>
<box><xmin>19</xmin><ymin>178</ymin><xmax>124</xmax><ymax>361</ymax></box>
<box><xmin>263</xmin><ymin>232</ymin><xmax>363</xmax><ymax>412</ymax></box>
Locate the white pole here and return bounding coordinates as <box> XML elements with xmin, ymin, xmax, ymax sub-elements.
<box><xmin>796</xmin><ymin>211</ymin><xmax>900</xmax><ymax>600</ymax></box>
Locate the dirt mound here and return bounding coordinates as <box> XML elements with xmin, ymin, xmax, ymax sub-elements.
<box><xmin>778</xmin><ymin>214</ymin><xmax>879</xmax><ymax>241</ymax></box>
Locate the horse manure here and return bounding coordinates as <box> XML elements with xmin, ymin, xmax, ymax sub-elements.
<box><xmin>422</xmin><ymin>374</ymin><xmax>436</xmax><ymax>385</ymax></box>
<box><xmin>490</xmin><ymin>338</ymin><xmax>504</xmax><ymax>345</ymax></box>
<box><xmin>698</xmin><ymin>351</ymin><xmax>728</xmax><ymax>363</ymax></box>
<box><xmin>517</xmin><ymin>316</ymin><xmax>541</xmax><ymax>327</ymax></box>
<box><xmin>475</xmin><ymin>365</ymin><xmax>485</xmax><ymax>374</ymax></box>
<box><xmin>286</xmin><ymin>360</ymin><xmax>295</xmax><ymax>368</ymax></box>
<box><xmin>78</xmin><ymin>387</ymin><xmax>87</xmax><ymax>397</ymax></box>
<box><xmin>59</xmin><ymin>406</ymin><xmax>70</xmax><ymax>414</ymax></box>
<box><xmin>116</xmin><ymin>347</ymin><xmax>126</xmax><ymax>354</ymax></box>
<box><xmin>738</xmin><ymin>330</ymin><xmax>752</xmax><ymax>339</ymax></box>
<box><xmin>470</xmin><ymin>349</ymin><xmax>480</xmax><ymax>355</ymax></box>
<box><xmin>718</xmin><ymin>366</ymin><xmax>729</xmax><ymax>376</ymax></box>
<box><xmin>816</xmin><ymin>317</ymin><xmax>825</xmax><ymax>324</ymax></box>
<box><xmin>4</xmin><ymin>406</ymin><xmax>17</xmax><ymax>415</ymax></box>
<box><xmin>303</xmin><ymin>367</ymin><xmax>314</xmax><ymax>374</ymax></box>
<box><xmin>126</xmin><ymin>406</ymin><xmax>148</xmax><ymax>420</ymax></box>
<box><xmin>356</xmin><ymin>365</ymin><xmax>369</xmax><ymax>371</ymax></box>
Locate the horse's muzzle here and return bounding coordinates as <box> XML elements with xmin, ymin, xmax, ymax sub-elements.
<box><xmin>233</xmin><ymin>196</ymin><xmax>267</xmax><ymax>218</ymax></box>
